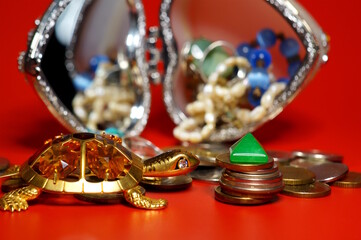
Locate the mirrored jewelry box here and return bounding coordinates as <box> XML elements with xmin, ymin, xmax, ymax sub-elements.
<box><xmin>19</xmin><ymin>0</ymin><xmax>329</xmax><ymax>142</ymax></box>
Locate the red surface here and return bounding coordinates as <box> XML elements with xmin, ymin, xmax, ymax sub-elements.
<box><xmin>1</xmin><ymin>0</ymin><xmax>361</xmax><ymax>239</ymax></box>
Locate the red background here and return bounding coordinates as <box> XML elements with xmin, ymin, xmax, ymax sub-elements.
<box><xmin>1</xmin><ymin>0</ymin><xmax>361</xmax><ymax>239</ymax></box>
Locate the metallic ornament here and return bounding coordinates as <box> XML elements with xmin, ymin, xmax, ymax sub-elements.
<box><xmin>0</xmin><ymin>133</ymin><xmax>199</xmax><ymax>212</ymax></box>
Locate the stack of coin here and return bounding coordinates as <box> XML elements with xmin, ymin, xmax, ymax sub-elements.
<box><xmin>279</xmin><ymin>166</ymin><xmax>331</xmax><ymax>198</ymax></box>
<box><xmin>215</xmin><ymin>153</ymin><xmax>284</xmax><ymax>205</ymax></box>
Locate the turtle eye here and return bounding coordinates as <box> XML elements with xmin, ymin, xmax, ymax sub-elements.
<box><xmin>177</xmin><ymin>157</ymin><xmax>189</xmax><ymax>169</ymax></box>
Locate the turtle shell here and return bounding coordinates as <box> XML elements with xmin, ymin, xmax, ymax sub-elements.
<box><xmin>20</xmin><ymin>133</ymin><xmax>143</xmax><ymax>193</ymax></box>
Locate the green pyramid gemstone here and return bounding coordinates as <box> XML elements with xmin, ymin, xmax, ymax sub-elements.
<box><xmin>230</xmin><ymin>133</ymin><xmax>268</xmax><ymax>164</ymax></box>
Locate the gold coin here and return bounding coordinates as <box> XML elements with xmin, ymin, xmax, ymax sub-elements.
<box><xmin>279</xmin><ymin>166</ymin><xmax>315</xmax><ymax>185</ymax></box>
<box><xmin>281</xmin><ymin>181</ymin><xmax>331</xmax><ymax>198</ymax></box>
<box><xmin>141</xmin><ymin>175</ymin><xmax>192</xmax><ymax>191</ymax></box>
<box><xmin>214</xmin><ymin>186</ymin><xmax>277</xmax><ymax>205</ymax></box>
<box><xmin>331</xmin><ymin>172</ymin><xmax>361</xmax><ymax>188</ymax></box>
<box><xmin>1</xmin><ymin>178</ymin><xmax>29</xmax><ymax>193</ymax></box>
<box><xmin>74</xmin><ymin>186</ymin><xmax>146</xmax><ymax>204</ymax></box>
<box><xmin>216</xmin><ymin>153</ymin><xmax>274</xmax><ymax>172</ymax></box>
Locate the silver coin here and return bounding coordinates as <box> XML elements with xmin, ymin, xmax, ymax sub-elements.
<box><xmin>308</xmin><ymin>162</ymin><xmax>348</xmax><ymax>183</ymax></box>
<box><xmin>189</xmin><ymin>166</ymin><xmax>223</xmax><ymax>182</ymax></box>
<box><xmin>266</xmin><ymin>150</ymin><xmax>294</xmax><ymax>165</ymax></box>
<box><xmin>293</xmin><ymin>150</ymin><xmax>343</xmax><ymax>162</ymax></box>
<box><xmin>290</xmin><ymin>157</ymin><xmax>330</xmax><ymax>168</ymax></box>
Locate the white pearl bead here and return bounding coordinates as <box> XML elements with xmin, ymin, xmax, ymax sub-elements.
<box><xmin>204</xmin><ymin>99</ymin><xmax>214</xmax><ymax>112</ymax></box>
<box><xmin>201</xmin><ymin>124</ymin><xmax>214</xmax><ymax>138</ymax></box>
<box><xmin>236</xmin><ymin>109</ymin><xmax>251</xmax><ymax>124</ymax></box>
<box><xmin>230</xmin><ymin>82</ymin><xmax>247</xmax><ymax>98</ymax></box>
<box><xmin>186</xmin><ymin>101</ymin><xmax>205</xmax><ymax>115</ymax></box>
<box><xmin>189</xmin><ymin>132</ymin><xmax>202</xmax><ymax>143</ymax></box>
<box><xmin>250</xmin><ymin>106</ymin><xmax>266</xmax><ymax>122</ymax></box>
<box><xmin>208</xmin><ymin>73</ymin><xmax>219</xmax><ymax>84</ymax></box>
<box><xmin>205</xmin><ymin>112</ymin><xmax>216</xmax><ymax>124</ymax></box>
<box><xmin>215</xmin><ymin>63</ymin><xmax>227</xmax><ymax>75</ymax></box>
<box><xmin>73</xmin><ymin>107</ymin><xmax>87</xmax><ymax>121</ymax></box>
<box><xmin>260</xmin><ymin>93</ymin><xmax>273</xmax><ymax>109</ymax></box>
<box><xmin>203</xmin><ymin>84</ymin><xmax>214</xmax><ymax>94</ymax></box>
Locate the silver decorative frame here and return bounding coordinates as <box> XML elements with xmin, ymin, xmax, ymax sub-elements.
<box><xmin>21</xmin><ymin>0</ymin><xmax>150</xmax><ymax>137</ymax></box>
<box><xmin>160</xmin><ymin>0</ymin><xmax>329</xmax><ymax>142</ymax></box>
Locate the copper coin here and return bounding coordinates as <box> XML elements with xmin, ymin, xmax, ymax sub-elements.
<box><xmin>225</xmin><ymin>168</ymin><xmax>281</xmax><ymax>181</ymax></box>
<box><xmin>74</xmin><ymin>186</ymin><xmax>146</xmax><ymax>204</ymax></box>
<box><xmin>308</xmin><ymin>162</ymin><xmax>348</xmax><ymax>183</ymax></box>
<box><xmin>0</xmin><ymin>157</ymin><xmax>10</xmax><ymax>172</ymax></box>
<box><xmin>189</xmin><ymin>166</ymin><xmax>222</xmax><ymax>182</ymax></box>
<box><xmin>141</xmin><ymin>175</ymin><xmax>192</xmax><ymax>191</ymax></box>
<box><xmin>266</xmin><ymin>150</ymin><xmax>294</xmax><ymax>165</ymax></box>
<box><xmin>289</xmin><ymin>157</ymin><xmax>330</xmax><ymax>168</ymax></box>
<box><xmin>245</xmin><ymin>163</ymin><xmax>279</xmax><ymax>175</ymax></box>
<box><xmin>223</xmin><ymin>171</ymin><xmax>283</xmax><ymax>183</ymax></box>
<box><xmin>279</xmin><ymin>166</ymin><xmax>315</xmax><ymax>185</ymax></box>
<box><xmin>332</xmin><ymin>172</ymin><xmax>361</xmax><ymax>188</ymax></box>
<box><xmin>281</xmin><ymin>181</ymin><xmax>331</xmax><ymax>198</ymax></box>
<box><xmin>216</xmin><ymin>153</ymin><xmax>274</xmax><ymax>172</ymax></box>
<box><xmin>293</xmin><ymin>150</ymin><xmax>343</xmax><ymax>162</ymax></box>
<box><xmin>214</xmin><ymin>186</ymin><xmax>277</xmax><ymax>205</ymax></box>
<box><xmin>220</xmin><ymin>176</ymin><xmax>284</xmax><ymax>195</ymax></box>
<box><xmin>220</xmin><ymin>187</ymin><xmax>276</xmax><ymax>200</ymax></box>
<box><xmin>1</xmin><ymin>178</ymin><xmax>29</xmax><ymax>193</ymax></box>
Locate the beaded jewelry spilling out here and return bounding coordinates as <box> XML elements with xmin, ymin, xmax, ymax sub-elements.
<box><xmin>72</xmin><ymin>54</ymin><xmax>137</xmax><ymax>137</ymax></box>
<box><xmin>174</xmin><ymin>28</ymin><xmax>302</xmax><ymax>143</ymax></box>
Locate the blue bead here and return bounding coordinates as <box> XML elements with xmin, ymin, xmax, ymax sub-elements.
<box><xmin>248</xmin><ymin>87</ymin><xmax>266</xmax><ymax>107</ymax></box>
<box><xmin>257</xmin><ymin>29</ymin><xmax>277</xmax><ymax>48</ymax></box>
<box><xmin>89</xmin><ymin>55</ymin><xmax>110</xmax><ymax>72</ymax></box>
<box><xmin>248</xmin><ymin>68</ymin><xmax>270</xmax><ymax>89</ymax></box>
<box><xmin>73</xmin><ymin>73</ymin><xmax>93</xmax><ymax>91</ymax></box>
<box><xmin>280</xmin><ymin>38</ymin><xmax>300</xmax><ymax>58</ymax></box>
<box><xmin>105</xmin><ymin>127</ymin><xmax>124</xmax><ymax>137</ymax></box>
<box><xmin>277</xmin><ymin>77</ymin><xmax>290</xmax><ymax>84</ymax></box>
<box><xmin>236</xmin><ymin>43</ymin><xmax>252</xmax><ymax>58</ymax></box>
<box><xmin>288</xmin><ymin>61</ymin><xmax>301</xmax><ymax>76</ymax></box>
<box><xmin>249</xmin><ymin>49</ymin><xmax>272</xmax><ymax>68</ymax></box>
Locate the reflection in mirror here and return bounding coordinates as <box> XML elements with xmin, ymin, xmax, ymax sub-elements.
<box><xmin>169</xmin><ymin>0</ymin><xmax>306</xmax><ymax>143</ymax></box>
<box><xmin>41</xmin><ymin>0</ymin><xmax>146</xmax><ymax>137</ymax></box>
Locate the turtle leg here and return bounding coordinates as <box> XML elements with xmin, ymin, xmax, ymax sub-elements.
<box><xmin>123</xmin><ymin>186</ymin><xmax>167</xmax><ymax>210</ymax></box>
<box><xmin>0</xmin><ymin>185</ymin><xmax>41</xmax><ymax>212</ymax></box>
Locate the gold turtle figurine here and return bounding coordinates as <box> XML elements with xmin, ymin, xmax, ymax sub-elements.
<box><xmin>0</xmin><ymin>133</ymin><xmax>199</xmax><ymax>212</ymax></box>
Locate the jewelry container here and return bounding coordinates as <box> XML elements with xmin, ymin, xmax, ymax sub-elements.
<box><xmin>19</xmin><ymin>0</ymin><xmax>329</xmax><ymax>142</ymax></box>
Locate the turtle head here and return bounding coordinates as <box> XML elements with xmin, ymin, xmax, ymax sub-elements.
<box><xmin>143</xmin><ymin>150</ymin><xmax>200</xmax><ymax>177</ymax></box>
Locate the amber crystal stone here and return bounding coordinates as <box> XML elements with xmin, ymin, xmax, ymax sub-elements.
<box><xmin>38</xmin><ymin>140</ymin><xmax>81</xmax><ymax>178</ymax></box>
<box><xmin>87</xmin><ymin>140</ymin><xmax>131</xmax><ymax>180</ymax></box>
